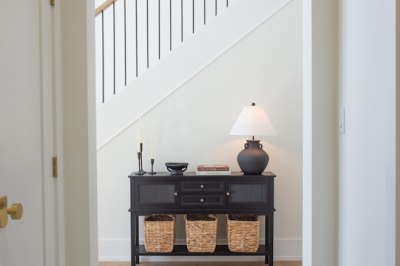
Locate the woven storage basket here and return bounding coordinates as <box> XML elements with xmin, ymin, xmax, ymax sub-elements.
<box><xmin>226</xmin><ymin>214</ymin><xmax>260</xmax><ymax>253</ymax></box>
<box><xmin>144</xmin><ymin>214</ymin><xmax>175</xmax><ymax>253</ymax></box>
<box><xmin>184</xmin><ymin>214</ymin><xmax>217</xmax><ymax>253</ymax></box>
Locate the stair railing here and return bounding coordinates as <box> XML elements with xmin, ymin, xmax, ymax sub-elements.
<box><xmin>95</xmin><ymin>0</ymin><xmax>119</xmax><ymax>17</ymax></box>
<box><xmin>96</xmin><ymin>0</ymin><xmax>231</xmax><ymax>106</ymax></box>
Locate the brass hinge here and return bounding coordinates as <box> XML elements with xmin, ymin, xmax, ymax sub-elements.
<box><xmin>50</xmin><ymin>0</ymin><xmax>54</xmax><ymax>6</ymax></box>
<box><xmin>53</xmin><ymin>157</ymin><xmax>58</xmax><ymax>178</ymax></box>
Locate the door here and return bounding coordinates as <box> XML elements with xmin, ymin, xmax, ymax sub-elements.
<box><xmin>0</xmin><ymin>1</ymin><xmax>62</xmax><ymax>265</ymax></box>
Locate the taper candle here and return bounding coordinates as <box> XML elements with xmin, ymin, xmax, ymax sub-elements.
<box><xmin>139</xmin><ymin>117</ymin><xmax>142</xmax><ymax>143</ymax></box>
<box><xmin>151</xmin><ymin>135</ymin><xmax>154</xmax><ymax>159</ymax></box>
<box><xmin>137</xmin><ymin>127</ymin><xmax>140</xmax><ymax>152</ymax></box>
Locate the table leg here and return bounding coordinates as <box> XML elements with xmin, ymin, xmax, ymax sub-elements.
<box><xmin>265</xmin><ymin>214</ymin><xmax>269</xmax><ymax>265</ymax></box>
<box><xmin>131</xmin><ymin>212</ymin><xmax>136</xmax><ymax>266</ymax></box>
<box><xmin>135</xmin><ymin>216</ymin><xmax>139</xmax><ymax>265</ymax></box>
<box><xmin>264</xmin><ymin>213</ymin><xmax>274</xmax><ymax>265</ymax></box>
<box><xmin>269</xmin><ymin>213</ymin><xmax>274</xmax><ymax>266</ymax></box>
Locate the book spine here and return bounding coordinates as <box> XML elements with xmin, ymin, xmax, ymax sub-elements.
<box><xmin>196</xmin><ymin>171</ymin><xmax>231</xmax><ymax>175</ymax></box>
<box><xmin>197</xmin><ymin>166</ymin><xmax>229</xmax><ymax>171</ymax></box>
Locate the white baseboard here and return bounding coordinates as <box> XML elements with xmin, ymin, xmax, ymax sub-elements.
<box><xmin>98</xmin><ymin>238</ymin><xmax>302</xmax><ymax>262</ymax></box>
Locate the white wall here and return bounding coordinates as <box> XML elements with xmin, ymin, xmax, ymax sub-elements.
<box><xmin>97</xmin><ymin>0</ymin><xmax>302</xmax><ymax>261</ymax></box>
<box><xmin>338</xmin><ymin>0</ymin><xmax>396</xmax><ymax>265</ymax></box>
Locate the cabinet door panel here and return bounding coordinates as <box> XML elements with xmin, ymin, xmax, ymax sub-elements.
<box><xmin>230</xmin><ymin>184</ymin><xmax>266</xmax><ymax>202</ymax></box>
<box><xmin>227</xmin><ymin>180</ymin><xmax>273</xmax><ymax>208</ymax></box>
<box><xmin>134</xmin><ymin>181</ymin><xmax>178</xmax><ymax>207</ymax></box>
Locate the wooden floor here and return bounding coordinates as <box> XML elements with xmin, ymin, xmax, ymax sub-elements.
<box><xmin>99</xmin><ymin>261</ymin><xmax>301</xmax><ymax>266</ymax></box>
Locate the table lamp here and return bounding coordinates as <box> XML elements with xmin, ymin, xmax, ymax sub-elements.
<box><xmin>229</xmin><ymin>103</ymin><xmax>277</xmax><ymax>175</ymax></box>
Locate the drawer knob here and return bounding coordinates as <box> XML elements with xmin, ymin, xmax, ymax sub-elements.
<box><xmin>200</xmin><ymin>198</ymin><xmax>204</xmax><ymax>203</ymax></box>
<box><xmin>226</xmin><ymin>192</ymin><xmax>230</xmax><ymax>196</ymax></box>
<box><xmin>174</xmin><ymin>192</ymin><xmax>178</xmax><ymax>196</ymax></box>
<box><xmin>200</xmin><ymin>185</ymin><xmax>204</xmax><ymax>189</ymax></box>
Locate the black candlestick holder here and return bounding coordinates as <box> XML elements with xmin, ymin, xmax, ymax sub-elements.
<box><xmin>135</xmin><ymin>143</ymin><xmax>147</xmax><ymax>175</ymax></box>
<box><xmin>148</xmin><ymin>159</ymin><xmax>156</xmax><ymax>175</ymax></box>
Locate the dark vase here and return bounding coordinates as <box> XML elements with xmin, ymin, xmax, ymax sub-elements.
<box><xmin>237</xmin><ymin>139</ymin><xmax>269</xmax><ymax>175</ymax></box>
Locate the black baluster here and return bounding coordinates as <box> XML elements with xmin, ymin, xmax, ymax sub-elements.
<box><xmin>170</xmin><ymin>0</ymin><xmax>172</xmax><ymax>51</ymax></box>
<box><xmin>102</xmin><ymin>11</ymin><xmax>105</xmax><ymax>103</ymax></box>
<box><xmin>135</xmin><ymin>0</ymin><xmax>138</xmax><ymax>77</ymax></box>
<box><xmin>204</xmin><ymin>0</ymin><xmax>206</xmax><ymax>24</ymax></box>
<box><xmin>181</xmin><ymin>0</ymin><xmax>183</xmax><ymax>42</ymax></box>
<box><xmin>113</xmin><ymin>2</ymin><xmax>116</xmax><ymax>95</ymax></box>
<box><xmin>124</xmin><ymin>0</ymin><xmax>127</xmax><ymax>85</ymax></box>
<box><xmin>158</xmin><ymin>0</ymin><xmax>160</xmax><ymax>60</ymax></box>
<box><xmin>147</xmin><ymin>0</ymin><xmax>149</xmax><ymax>69</ymax></box>
<box><xmin>192</xmin><ymin>0</ymin><xmax>195</xmax><ymax>33</ymax></box>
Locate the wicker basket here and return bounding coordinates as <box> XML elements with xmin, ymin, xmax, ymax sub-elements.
<box><xmin>144</xmin><ymin>214</ymin><xmax>175</xmax><ymax>253</ymax></box>
<box><xmin>184</xmin><ymin>214</ymin><xmax>218</xmax><ymax>253</ymax></box>
<box><xmin>226</xmin><ymin>214</ymin><xmax>260</xmax><ymax>253</ymax></box>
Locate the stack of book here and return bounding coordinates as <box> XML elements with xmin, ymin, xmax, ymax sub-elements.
<box><xmin>196</xmin><ymin>165</ymin><xmax>231</xmax><ymax>175</ymax></box>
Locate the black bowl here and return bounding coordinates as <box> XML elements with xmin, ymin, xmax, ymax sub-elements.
<box><xmin>165</xmin><ymin>162</ymin><xmax>189</xmax><ymax>175</ymax></box>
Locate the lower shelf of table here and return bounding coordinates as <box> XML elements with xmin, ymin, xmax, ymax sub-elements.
<box><xmin>136</xmin><ymin>245</ymin><xmax>268</xmax><ymax>256</ymax></box>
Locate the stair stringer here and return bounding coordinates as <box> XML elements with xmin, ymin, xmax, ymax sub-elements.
<box><xmin>96</xmin><ymin>0</ymin><xmax>292</xmax><ymax>150</ymax></box>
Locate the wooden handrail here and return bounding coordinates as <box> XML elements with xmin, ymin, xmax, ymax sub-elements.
<box><xmin>95</xmin><ymin>0</ymin><xmax>118</xmax><ymax>17</ymax></box>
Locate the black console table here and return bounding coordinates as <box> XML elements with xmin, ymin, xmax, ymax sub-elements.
<box><xmin>129</xmin><ymin>171</ymin><xmax>276</xmax><ymax>265</ymax></box>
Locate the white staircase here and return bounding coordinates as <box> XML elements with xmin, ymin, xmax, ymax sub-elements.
<box><xmin>96</xmin><ymin>0</ymin><xmax>292</xmax><ymax>149</ymax></box>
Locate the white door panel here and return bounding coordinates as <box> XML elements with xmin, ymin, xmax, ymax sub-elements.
<box><xmin>0</xmin><ymin>1</ymin><xmax>58</xmax><ymax>265</ymax></box>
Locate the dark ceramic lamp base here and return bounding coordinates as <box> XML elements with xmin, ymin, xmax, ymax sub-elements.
<box><xmin>237</xmin><ymin>139</ymin><xmax>269</xmax><ymax>175</ymax></box>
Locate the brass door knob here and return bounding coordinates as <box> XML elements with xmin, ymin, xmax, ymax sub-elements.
<box><xmin>226</xmin><ymin>192</ymin><xmax>230</xmax><ymax>196</ymax></box>
<box><xmin>200</xmin><ymin>198</ymin><xmax>204</xmax><ymax>203</ymax></box>
<box><xmin>5</xmin><ymin>203</ymin><xmax>23</xmax><ymax>220</ymax></box>
<box><xmin>174</xmin><ymin>192</ymin><xmax>178</xmax><ymax>196</ymax></box>
<box><xmin>200</xmin><ymin>185</ymin><xmax>204</xmax><ymax>189</ymax></box>
<box><xmin>0</xmin><ymin>210</ymin><xmax>8</xmax><ymax>228</ymax></box>
<box><xmin>0</xmin><ymin>196</ymin><xmax>23</xmax><ymax>228</ymax></box>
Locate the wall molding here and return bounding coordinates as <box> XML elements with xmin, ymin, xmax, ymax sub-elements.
<box><xmin>96</xmin><ymin>0</ymin><xmax>292</xmax><ymax>150</ymax></box>
<box><xmin>98</xmin><ymin>238</ymin><xmax>302</xmax><ymax>262</ymax></box>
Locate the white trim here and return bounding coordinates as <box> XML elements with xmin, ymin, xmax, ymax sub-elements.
<box><xmin>302</xmin><ymin>0</ymin><xmax>312</xmax><ymax>264</ymax></box>
<box><xmin>53</xmin><ymin>0</ymin><xmax>66</xmax><ymax>263</ymax></box>
<box><xmin>302</xmin><ymin>0</ymin><xmax>338</xmax><ymax>265</ymax></box>
<box><xmin>61</xmin><ymin>0</ymin><xmax>98</xmax><ymax>265</ymax></box>
<box><xmin>39</xmin><ymin>0</ymin><xmax>61</xmax><ymax>264</ymax></box>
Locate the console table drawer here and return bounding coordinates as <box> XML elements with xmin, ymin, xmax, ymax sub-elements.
<box><xmin>181</xmin><ymin>181</ymin><xmax>223</xmax><ymax>192</ymax></box>
<box><xmin>181</xmin><ymin>195</ymin><xmax>223</xmax><ymax>206</ymax></box>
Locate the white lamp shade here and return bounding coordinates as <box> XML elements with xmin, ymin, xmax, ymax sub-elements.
<box><xmin>229</xmin><ymin>105</ymin><xmax>277</xmax><ymax>136</ymax></box>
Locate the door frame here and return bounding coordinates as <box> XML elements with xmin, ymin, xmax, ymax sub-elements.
<box><xmin>40</xmin><ymin>0</ymin><xmax>66</xmax><ymax>264</ymax></box>
<box><xmin>63</xmin><ymin>0</ymin><xmax>400</xmax><ymax>265</ymax></box>
<box><xmin>60</xmin><ymin>0</ymin><xmax>98</xmax><ymax>265</ymax></box>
